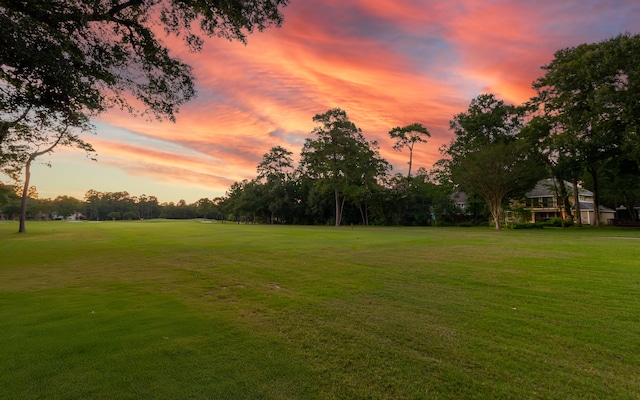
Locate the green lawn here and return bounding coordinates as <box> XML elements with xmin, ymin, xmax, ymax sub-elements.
<box><xmin>1</xmin><ymin>220</ymin><xmax>639</xmax><ymax>399</ymax></box>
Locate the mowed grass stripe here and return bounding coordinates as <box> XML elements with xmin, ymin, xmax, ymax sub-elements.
<box><xmin>1</xmin><ymin>221</ymin><xmax>639</xmax><ymax>399</ymax></box>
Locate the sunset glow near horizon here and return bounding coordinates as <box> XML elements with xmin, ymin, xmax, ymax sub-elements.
<box><xmin>23</xmin><ymin>1</ymin><xmax>640</xmax><ymax>203</ymax></box>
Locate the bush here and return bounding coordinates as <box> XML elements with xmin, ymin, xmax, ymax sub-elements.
<box><xmin>123</xmin><ymin>211</ymin><xmax>138</xmax><ymax>220</ymax></box>
<box><xmin>507</xmin><ymin>222</ymin><xmax>544</xmax><ymax>229</ymax></box>
<box><xmin>546</xmin><ymin>218</ymin><xmax>574</xmax><ymax>227</ymax></box>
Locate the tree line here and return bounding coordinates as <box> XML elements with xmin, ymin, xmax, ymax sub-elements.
<box><xmin>1</xmin><ymin>0</ymin><xmax>638</xmax><ymax>231</ymax></box>
<box><xmin>219</xmin><ymin>34</ymin><xmax>640</xmax><ymax>229</ymax></box>
<box><xmin>6</xmin><ymin>35</ymin><xmax>640</xmax><ymax>230</ymax></box>
<box><xmin>1</xmin><ymin>0</ymin><xmax>290</xmax><ymax>232</ymax></box>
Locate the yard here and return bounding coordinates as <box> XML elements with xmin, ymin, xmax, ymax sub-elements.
<box><xmin>1</xmin><ymin>220</ymin><xmax>639</xmax><ymax>399</ymax></box>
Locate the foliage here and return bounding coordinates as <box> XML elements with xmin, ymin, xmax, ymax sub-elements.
<box><xmin>547</xmin><ymin>217</ymin><xmax>574</xmax><ymax>227</ymax></box>
<box><xmin>300</xmin><ymin>108</ymin><xmax>390</xmax><ymax>226</ymax></box>
<box><xmin>439</xmin><ymin>94</ymin><xmax>544</xmax><ymax>230</ymax></box>
<box><xmin>388</xmin><ymin>123</ymin><xmax>431</xmax><ymax>178</ymax></box>
<box><xmin>84</xmin><ymin>190</ymin><xmax>193</xmax><ymax>220</ymax></box>
<box><xmin>507</xmin><ymin>222</ymin><xmax>545</xmax><ymax>229</ymax></box>
<box><xmin>52</xmin><ymin>195</ymin><xmax>84</xmax><ymax>218</ymax></box>
<box><xmin>0</xmin><ymin>181</ymin><xmax>20</xmax><ymax>219</ymax></box>
<box><xmin>256</xmin><ymin>146</ymin><xmax>297</xmax><ymax>223</ymax></box>
<box><xmin>531</xmin><ymin>33</ymin><xmax>640</xmax><ymax>226</ymax></box>
<box><xmin>107</xmin><ymin>211</ymin><xmax>121</xmax><ymax>221</ymax></box>
<box><xmin>0</xmin><ymin>0</ymin><xmax>290</xmax><ymax>129</ymax></box>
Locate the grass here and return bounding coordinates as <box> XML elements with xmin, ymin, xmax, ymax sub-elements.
<box><xmin>1</xmin><ymin>220</ymin><xmax>639</xmax><ymax>399</ymax></box>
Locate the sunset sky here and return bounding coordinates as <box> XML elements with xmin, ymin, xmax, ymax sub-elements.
<box><xmin>26</xmin><ymin>0</ymin><xmax>640</xmax><ymax>203</ymax></box>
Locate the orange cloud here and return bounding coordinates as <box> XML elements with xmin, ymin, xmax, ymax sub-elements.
<box><xmin>35</xmin><ymin>0</ymin><xmax>639</xmax><ymax>201</ymax></box>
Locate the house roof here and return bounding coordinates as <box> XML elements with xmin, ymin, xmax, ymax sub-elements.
<box><xmin>578</xmin><ymin>201</ymin><xmax>615</xmax><ymax>213</ymax></box>
<box><xmin>527</xmin><ymin>178</ymin><xmax>593</xmax><ymax>198</ymax></box>
<box><xmin>451</xmin><ymin>191</ymin><xmax>467</xmax><ymax>203</ymax></box>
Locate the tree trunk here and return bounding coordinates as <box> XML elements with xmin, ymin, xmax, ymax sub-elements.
<box><xmin>558</xmin><ymin>179</ymin><xmax>573</xmax><ymax>222</ymax></box>
<box><xmin>588</xmin><ymin>166</ymin><xmax>601</xmax><ymax>226</ymax></box>
<box><xmin>359</xmin><ymin>204</ymin><xmax>369</xmax><ymax>226</ymax></box>
<box><xmin>334</xmin><ymin>187</ymin><xmax>342</xmax><ymax>227</ymax></box>
<box><xmin>18</xmin><ymin>158</ymin><xmax>34</xmax><ymax>233</ymax></box>
<box><xmin>407</xmin><ymin>149</ymin><xmax>413</xmax><ymax>179</ymax></box>
<box><xmin>491</xmin><ymin>203</ymin><xmax>502</xmax><ymax>230</ymax></box>
<box><xmin>550</xmin><ymin>178</ymin><xmax>564</xmax><ymax>227</ymax></box>
<box><xmin>572</xmin><ymin>176</ymin><xmax>582</xmax><ymax>227</ymax></box>
<box><xmin>16</xmin><ymin>128</ymin><xmax>67</xmax><ymax>233</ymax></box>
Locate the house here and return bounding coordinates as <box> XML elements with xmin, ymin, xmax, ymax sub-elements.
<box><xmin>66</xmin><ymin>212</ymin><xmax>84</xmax><ymax>221</ymax></box>
<box><xmin>525</xmin><ymin>178</ymin><xmax>615</xmax><ymax>225</ymax></box>
<box><xmin>451</xmin><ymin>192</ymin><xmax>468</xmax><ymax>212</ymax></box>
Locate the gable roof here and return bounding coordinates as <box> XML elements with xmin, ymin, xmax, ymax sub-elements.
<box><xmin>527</xmin><ymin>178</ymin><xmax>593</xmax><ymax>198</ymax></box>
<box><xmin>578</xmin><ymin>201</ymin><xmax>616</xmax><ymax>213</ymax></box>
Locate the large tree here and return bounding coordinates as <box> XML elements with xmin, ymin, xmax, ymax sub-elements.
<box><xmin>257</xmin><ymin>145</ymin><xmax>296</xmax><ymax>223</ymax></box>
<box><xmin>532</xmin><ymin>33</ymin><xmax>640</xmax><ymax>226</ymax></box>
<box><xmin>2</xmin><ymin>112</ymin><xmax>95</xmax><ymax>232</ymax></box>
<box><xmin>0</xmin><ymin>0</ymin><xmax>290</xmax><ymax>132</ymax></box>
<box><xmin>440</xmin><ymin>94</ymin><xmax>543</xmax><ymax>230</ymax></box>
<box><xmin>300</xmin><ymin>108</ymin><xmax>388</xmax><ymax>227</ymax></box>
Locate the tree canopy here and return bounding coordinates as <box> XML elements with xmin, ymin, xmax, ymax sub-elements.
<box><xmin>389</xmin><ymin>123</ymin><xmax>430</xmax><ymax>178</ymax></box>
<box><xmin>300</xmin><ymin>108</ymin><xmax>389</xmax><ymax>227</ymax></box>
<box><xmin>0</xmin><ymin>0</ymin><xmax>290</xmax><ymax>129</ymax></box>
<box><xmin>440</xmin><ymin>94</ymin><xmax>544</xmax><ymax>229</ymax></box>
<box><xmin>531</xmin><ymin>33</ymin><xmax>640</xmax><ymax>226</ymax></box>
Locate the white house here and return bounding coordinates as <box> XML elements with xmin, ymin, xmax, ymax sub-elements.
<box><xmin>525</xmin><ymin>178</ymin><xmax>615</xmax><ymax>225</ymax></box>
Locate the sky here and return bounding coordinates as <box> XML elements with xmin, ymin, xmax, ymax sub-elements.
<box><xmin>24</xmin><ymin>0</ymin><xmax>640</xmax><ymax>203</ymax></box>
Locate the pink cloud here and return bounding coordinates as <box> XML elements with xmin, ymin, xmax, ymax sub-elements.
<box><xmin>40</xmin><ymin>0</ymin><xmax>639</xmax><ymax>200</ymax></box>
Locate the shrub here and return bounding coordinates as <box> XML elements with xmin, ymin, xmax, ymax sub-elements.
<box><xmin>507</xmin><ymin>222</ymin><xmax>544</xmax><ymax>229</ymax></box>
<box><xmin>546</xmin><ymin>218</ymin><xmax>574</xmax><ymax>227</ymax></box>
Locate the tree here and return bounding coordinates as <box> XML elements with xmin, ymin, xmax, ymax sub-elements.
<box><xmin>222</xmin><ymin>179</ymin><xmax>266</xmax><ymax>223</ymax></box>
<box><xmin>532</xmin><ymin>34</ymin><xmax>640</xmax><ymax>226</ymax></box>
<box><xmin>0</xmin><ymin>181</ymin><xmax>20</xmax><ymax>220</ymax></box>
<box><xmin>137</xmin><ymin>194</ymin><xmax>160</xmax><ymax>219</ymax></box>
<box><xmin>345</xmin><ymin>139</ymin><xmax>390</xmax><ymax>225</ymax></box>
<box><xmin>196</xmin><ymin>198</ymin><xmax>214</xmax><ymax>219</ymax></box>
<box><xmin>52</xmin><ymin>195</ymin><xmax>84</xmax><ymax>219</ymax></box>
<box><xmin>0</xmin><ymin>0</ymin><xmax>290</xmax><ymax>138</ymax></box>
<box><xmin>300</xmin><ymin>108</ymin><xmax>388</xmax><ymax>227</ymax></box>
<box><xmin>122</xmin><ymin>211</ymin><xmax>138</xmax><ymax>220</ymax></box>
<box><xmin>84</xmin><ymin>189</ymin><xmax>142</xmax><ymax>220</ymax></box>
<box><xmin>107</xmin><ymin>211</ymin><xmax>121</xmax><ymax>221</ymax></box>
<box><xmin>389</xmin><ymin>123</ymin><xmax>430</xmax><ymax>178</ymax></box>
<box><xmin>519</xmin><ymin>116</ymin><xmax>576</xmax><ymax>225</ymax></box>
<box><xmin>256</xmin><ymin>146</ymin><xmax>296</xmax><ymax>223</ymax></box>
<box><xmin>440</xmin><ymin>94</ymin><xmax>543</xmax><ymax>230</ymax></box>
<box><xmin>5</xmin><ymin>116</ymin><xmax>95</xmax><ymax>232</ymax></box>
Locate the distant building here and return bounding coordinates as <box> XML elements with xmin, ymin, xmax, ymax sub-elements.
<box><xmin>525</xmin><ymin>178</ymin><xmax>615</xmax><ymax>225</ymax></box>
<box><xmin>67</xmin><ymin>212</ymin><xmax>84</xmax><ymax>221</ymax></box>
<box><xmin>451</xmin><ymin>192</ymin><xmax>468</xmax><ymax>212</ymax></box>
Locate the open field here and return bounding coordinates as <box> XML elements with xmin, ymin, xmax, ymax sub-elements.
<box><xmin>1</xmin><ymin>220</ymin><xmax>640</xmax><ymax>399</ymax></box>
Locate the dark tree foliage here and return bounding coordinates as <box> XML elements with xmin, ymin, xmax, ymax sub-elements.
<box><xmin>440</xmin><ymin>94</ymin><xmax>544</xmax><ymax>230</ymax></box>
<box><xmin>0</xmin><ymin>0</ymin><xmax>290</xmax><ymax>131</ymax></box>
<box><xmin>389</xmin><ymin>123</ymin><xmax>430</xmax><ymax>178</ymax></box>
<box><xmin>300</xmin><ymin>108</ymin><xmax>390</xmax><ymax>227</ymax></box>
<box><xmin>257</xmin><ymin>146</ymin><xmax>296</xmax><ymax>223</ymax></box>
<box><xmin>532</xmin><ymin>33</ymin><xmax>640</xmax><ymax>226</ymax></box>
<box><xmin>0</xmin><ymin>181</ymin><xmax>20</xmax><ymax>219</ymax></box>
